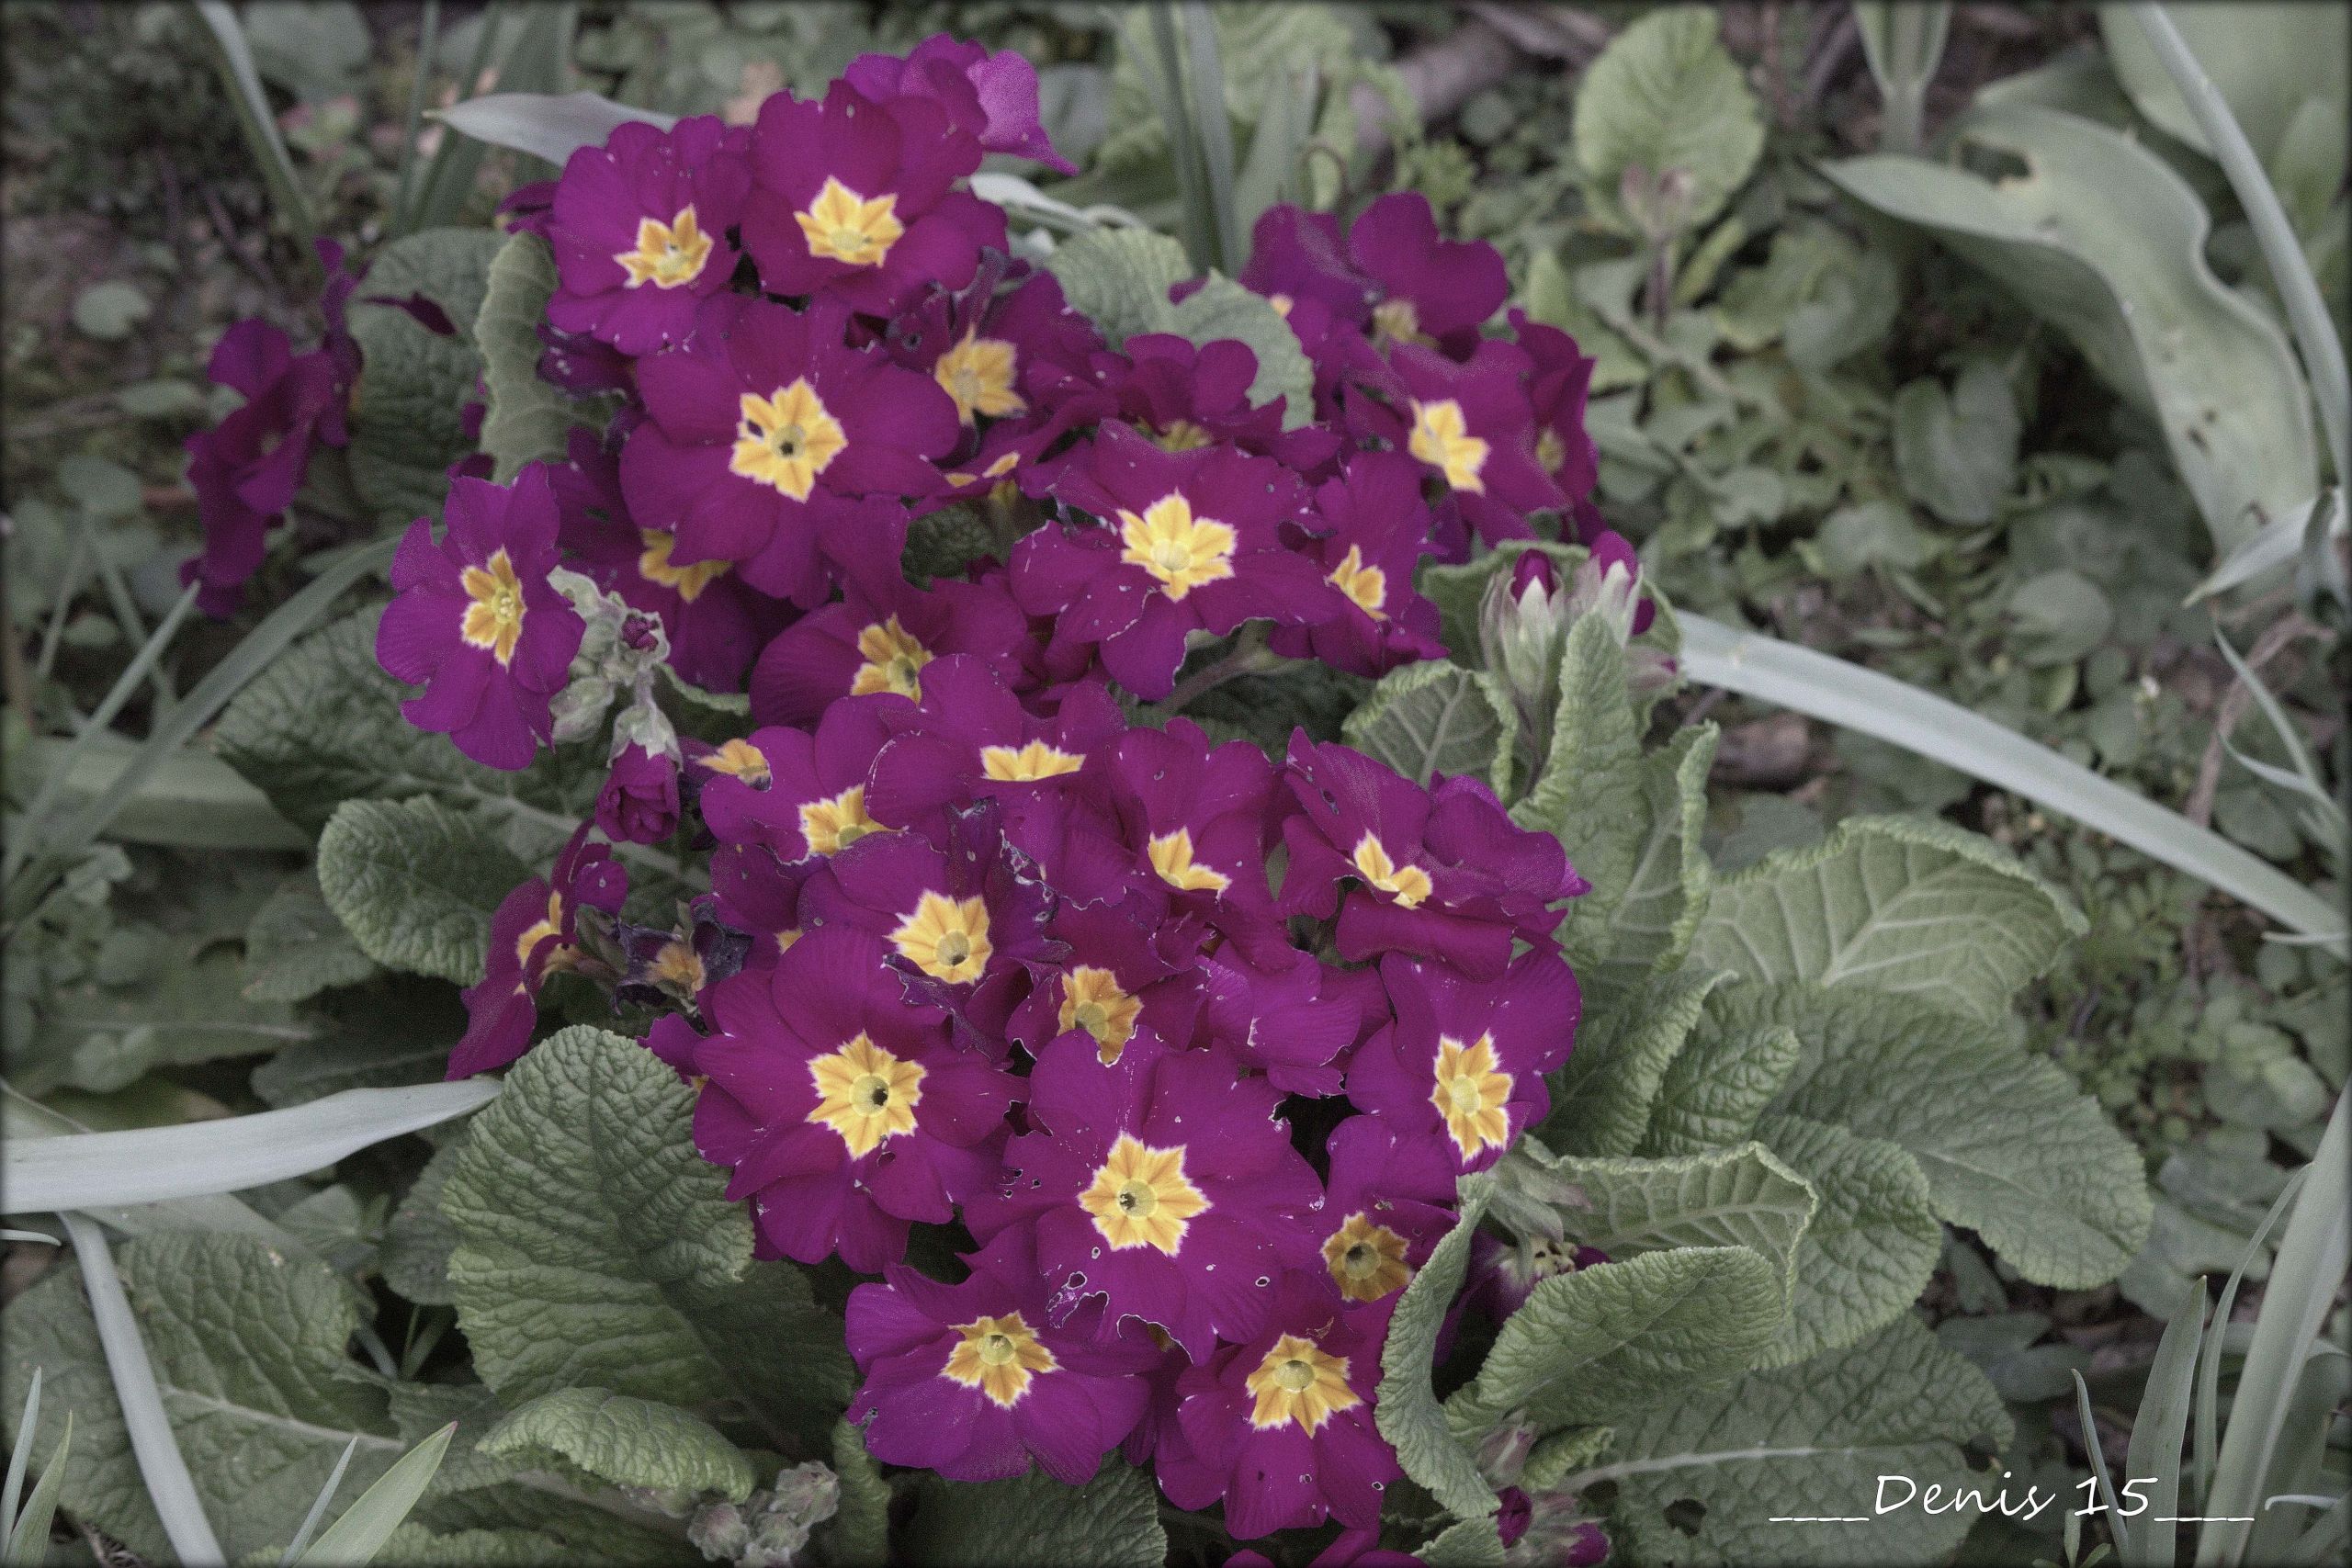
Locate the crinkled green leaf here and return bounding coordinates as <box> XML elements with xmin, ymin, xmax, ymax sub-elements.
<box><xmin>1583</xmin><ymin>723</ymin><xmax>1715</xmax><ymax>1004</ymax></box>
<box><xmin>243</xmin><ymin>873</ymin><xmax>381</xmax><ymax>1003</ymax></box>
<box><xmin>1727</xmin><ymin>980</ymin><xmax>2152</xmax><ymax>1287</ymax></box>
<box><xmin>475</xmin><ymin>231</ymin><xmax>587</xmax><ymax>482</ymax></box>
<box><xmin>1376</xmin><ymin>1173</ymin><xmax>1499</xmax><ymax>1521</ymax></box>
<box><xmin>899</xmin><ymin>1460</ymin><xmax>1165</xmax><ymax>1568</ymax></box>
<box><xmin>1641</xmin><ymin>1009</ymin><xmax>1799</xmax><ymax>1156</ymax></box>
<box><xmin>1165</xmin><ymin>273</ymin><xmax>1315</xmax><ymax>428</ymax></box>
<box><xmin>1444</xmin><ymin>1244</ymin><xmax>1784</xmax><ymax>1438</ymax></box>
<box><xmin>480</xmin><ymin>1389</ymin><xmax>756</xmax><ymax>1504</ymax></box>
<box><xmin>1</xmin><ymin>1231</ymin><xmax>394</xmax><ymax>1563</ymax></box>
<box><xmin>1416</xmin><ymin>1517</ymin><xmax>1507</xmax><ymax>1567</ymax></box>
<box><xmin>1572</xmin><ymin>7</ymin><xmax>1763</xmax><ymax>233</ymax></box>
<box><xmin>1540</xmin><ymin>966</ymin><xmax>1726</xmax><ymax>1157</ymax></box>
<box><xmin>317</xmin><ymin>796</ymin><xmax>532</xmax><ymax>986</ymax></box>
<box><xmin>373</xmin><ymin>1524</ymin><xmax>593</xmax><ymax>1565</ymax></box>
<box><xmin>1041</xmin><ymin>227</ymin><xmax>1193</xmax><ymax>342</ymax></box>
<box><xmin>217</xmin><ymin>608</ymin><xmax>599</xmax><ymax>837</ymax></box>
<box><xmin>1341</xmin><ymin>660</ymin><xmax>1517</xmax><ymax>797</ymax></box>
<box><xmin>1515</xmin><ymin>616</ymin><xmax>1646</xmax><ymax>972</ymax></box>
<box><xmin>1689</xmin><ymin>813</ymin><xmax>2085</xmax><ymax>1024</ymax></box>
<box><xmin>824</xmin><ymin>1419</ymin><xmax>890</xmax><ymax>1568</ymax></box>
<box><xmin>1587</xmin><ymin>1316</ymin><xmax>2012</xmax><ymax>1566</ymax></box>
<box><xmin>345</xmin><ymin>229</ymin><xmax>504</xmax><ymax>525</ymax></box>
<box><xmin>1747</xmin><ymin>1113</ymin><xmax>1940</xmax><ymax>1367</ymax></box>
<box><xmin>1531</xmin><ymin>1145</ymin><xmax>1813</xmax><ymax>1340</ymax></box>
<box><xmin>439</xmin><ymin>1028</ymin><xmax>850</xmax><ymax>1450</ymax></box>
<box><xmin>1822</xmin><ymin>105</ymin><xmax>2319</xmax><ymax>553</ymax></box>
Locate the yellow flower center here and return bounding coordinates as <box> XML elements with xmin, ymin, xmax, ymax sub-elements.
<box><xmin>807</xmin><ymin>1032</ymin><xmax>924</xmax><ymax>1156</ymax></box>
<box><xmin>1057</xmin><ymin>965</ymin><xmax>1143</xmax><ymax>1064</ymax></box>
<box><xmin>1267</xmin><ymin>293</ymin><xmax>1295</xmax><ymax>318</ymax></box>
<box><xmin>891</xmin><ymin>890</ymin><xmax>993</xmax><ymax>983</ymax></box>
<box><xmin>797</xmin><ymin>176</ymin><xmax>905</xmax><ymax>267</ymax></box>
<box><xmin>1148</xmin><ymin>829</ymin><xmax>1230</xmax><ymax>893</ymax></box>
<box><xmin>458</xmin><ymin>548</ymin><xmax>529</xmax><ymax>667</ymax></box>
<box><xmin>798</xmin><ymin>784</ymin><xmax>879</xmax><ymax>856</ymax></box>
<box><xmin>514</xmin><ymin>889</ymin><xmax>565</xmax><ymax>969</ymax></box>
<box><xmin>616</xmin><ymin>205</ymin><xmax>714</xmax><ymax>289</ymax></box>
<box><xmin>1245</xmin><ymin>1334</ymin><xmax>1361</xmax><ymax>1433</ymax></box>
<box><xmin>1327</xmin><ymin>545</ymin><xmax>1388</xmax><ymax>620</ymax></box>
<box><xmin>1321</xmin><ymin>1212</ymin><xmax>1413</xmax><ymax>1303</ymax></box>
<box><xmin>849</xmin><ymin>615</ymin><xmax>932</xmax><ymax>700</ymax></box>
<box><xmin>638</xmin><ymin>530</ymin><xmax>730</xmax><ymax>602</ymax></box>
<box><xmin>1430</xmin><ymin>1032</ymin><xmax>1513</xmax><ymax>1160</ymax></box>
<box><xmin>1146</xmin><ymin>419</ymin><xmax>1213</xmax><ymax>453</ymax></box>
<box><xmin>650</xmin><ymin>938</ymin><xmax>705</xmax><ymax>996</ymax></box>
<box><xmin>934</xmin><ymin>330</ymin><xmax>1025</xmax><ymax>425</ymax></box>
<box><xmin>941</xmin><ymin>1311</ymin><xmax>1058</xmax><ymax>1408</ymax></box>
<box><xmin>702</xmin><ymin>739</ymin><xmax>772</xmax><ymax>788</ymax></box>
<box><xmin>729</xmin><ymin>378</ymin><xmax>849</xmax><ymax>501</ymax></box>
<box><xmin>1372</xmin><ymin>296</ymin><xmax>1430</xmax><ymax>346</ymax></box>
<box><xmin>1117</xmin><ymin>493</ymin><xmax>1237</xmax><ymax>601</ymax></box>
<box><xmin>1080</xmin><ymin>1134</ymin><xmax>1209</xmax><ymax>1253</ymax></box>
<box><xmin>978</xmin><ymin>740</ymin><xmax>1084</xmax><ymax>782</ymax></box>
<box><xmin>1536</xmin><ymin>427</ymin><xmax>1567</xmax><ymax>474</ymax></box>
<box><xmin>1351</xmin><ymin>832</ymin><xmax>1432</xmax><ymax>908</ymax></box>
<box><xmin>1408</xmin><ymin>398</ymin><xmax>1489</xmax><ymax>494</ymax></box>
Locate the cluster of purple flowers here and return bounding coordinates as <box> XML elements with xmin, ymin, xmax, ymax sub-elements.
<box><xmin>171</xmin><ymin>29</ymin><xmax>1646</xmax><ymax>1556</ymax></box>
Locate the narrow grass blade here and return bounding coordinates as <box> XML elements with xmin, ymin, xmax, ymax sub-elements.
<box><xmin>2</xmin><ymin>581</ymin><xmax>201</xmax><ymax>883</ymax></box>
<box><xmin>0</xmin><ymin>1231</ymin><xmax>58</xmax><ymax>1247</ymax></box>
<box><xmin>2280</xmin><ymin>1493</ymin><xmax>2349</xmax><ymax>1566</ymax></box>
<box><xmin>390</xmin><ymin>0</ymin><xmax>441</xmax><ymax>227</ymax></box>
<box><xmin>3</xmin><ymin>1412</ymin><xmax>72</xmax><ymax>1568</ymax></box>
<box><xmin>1128</xmin><ymin>5</ymin><xmax>1215</xmax><ymax>272</ymax></box>
<box><xmin>3</xmin><ymin>1371</ymin><xmax>39</xmax><ymax>1532</ymax></box>
<box><xmin>2123</xmin><ymin>1280</ymin><xmax>2207</xmax><ymax>1568</ymax></box>
<box><xmin>3</xmin><ymin>1082</ymin><xmax>497</xmax><ymax>1213</ymax></box>
<box><xmin>1676</xmin><ymin>614</ymin><xmax>2347</xmax><ymax>949</ymax></box>
<box><xmin>280</xmin><ymin>1438</ymin><xmax>358</xmax><ymax>1566</ymax></box>
<box><xmin>59</xmin><ymin>1214</ymin><xmax>223</xmax><ymax>1566</ymax></box>
<box><xmin>188</xmin><ymin>0</ymin><xmax>317</xmax><ymax>240</ymax></box>
<box><xmin>2075</xmin><ymin>1368</ymin><xmax>2131</xmax><ymax>1556</ymax></box>
<box><xmin>292</xmin><ymin>1423</ymin><xmax>455</xmax><ymax>1566</ymax></box>
<box><xmin>5</xmin><ymin>535</ymin><xmax>396</xmax><ymax>918</ymax></box>
<box><xmin>2198</xmin><ymin>1086</ymin><xmax>2351</xmax><ymax>1566</ymax></box>
<box><xmin>1176</xmin><ymin>1</ymin><xmax>1242</xmax><ymax>274</ymax></box>
<box><xmin>2127</xmin><ymin>4</ymin><xmax>2348</xmax><ymax>484</ymax></box>
<box><xmin>2188</xmin><ymin>490</ymin><xmax>2340</xmax><ymax>604</ymax></box>
<box><xmin>434</xmin><ymin>90</ymin><xmax>672</xmax><ymax>164</ymax></box>
<box><xmin>2193</xmin><ymin>1169</ymin><xmax>2308</xmax><ymax>1513</ymax></box>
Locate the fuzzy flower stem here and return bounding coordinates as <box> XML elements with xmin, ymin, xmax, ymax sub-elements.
<box><xmin>1139</xmin><ymin>626</ymin><xmax>1286</xmax><ymax>721</ymax></box>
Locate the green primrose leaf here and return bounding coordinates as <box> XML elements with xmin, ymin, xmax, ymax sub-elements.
<box><xmin>316</xmin><ymin>795</ymin><xmax>533</xmax><ymax>986</ymax></box>
<box><xmin>438</xmin><ymin>1028</ymin><xmax>850</xmax><ymax>1451</ymax></box>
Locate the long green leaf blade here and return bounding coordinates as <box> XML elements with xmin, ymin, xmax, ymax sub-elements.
<box><xmin>3</xmin><ymin>1082</ymin><xmax>496</xmax><ymax>1213</ymax></box>
<box><xmin>6</xmin><ymin>535</ymin><xmax>398</xmax><ymax>916</ymax></box>
<box><xmin>1676</xmin><ymin>614</ymin><xmax>2346</xmax><ymax>948</ymax></box>
<box><xmin>188</xmin><ymin>0</ymin><xmax>317</xmax><ymax>238</ymax></box>
<box><xmin>2124</xmin><ymin>1281</ymin><xmax>2207</xmax><ymax>1568</ymax></box>
<box><xmin>293</xmin><ymin>1422</ymin><xmax>455</xmax><ymax>1565</ymax></box>
<box><xmin>3</xmin><ymin>1412</ymin><xmax>72</xmax><ymax>1568</ymax></box>
<box><xmin>57</xmin><ymin>1215</ymin><xmax>223</xmax><ymax>1566</ymax></box>
<box><xmin>2199</xmin><ymin>1087</ymin><xmax>2352</xmax><ymax>1566</ymax></box>
<box><xmin>2</xmin><ymin>1370</ymin><xmax>37</xmax><ymax>1534</ymax></box>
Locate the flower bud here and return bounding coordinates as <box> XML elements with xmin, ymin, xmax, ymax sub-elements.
<box><xmin>1478</xmin><ymin>548</ymin><xmax>1571</xmax><ymax>757</ymax></box>
<box><xmin>687</xmin><ymin>1500</ymin><xmax>751</xmax><ymax>1562</ymax></box>
<box><xmin>1477</xmin><ymin>1417</ymin><xmax>1540</xmax><ymax>1488</ymax></box>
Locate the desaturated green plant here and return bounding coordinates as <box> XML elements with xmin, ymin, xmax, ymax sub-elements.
<box><xmin>2072</xmin><ymin>1084</ymin><xmax>2348</xmax><ymax>1568</ymax></box>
